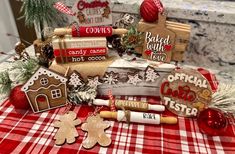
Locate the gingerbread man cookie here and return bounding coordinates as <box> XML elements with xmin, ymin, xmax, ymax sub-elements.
<box><xmin>77</xmin><ymin>11</ymin><xmax>86</xmax><ymax>23</ymax></box>
<box><xmin>102</xmin><ymin>6</ymin><xmax>111</xmax><ymax>18</ymax></box>
<box><xmin>198</xmin><ymin>89</ymin><xmax>212</xmax><ymax>101</ymax></box>
<box><xmin>193</xmin><ymin>102</ymin><xmax>205</xmax><ymax>111</ymax></box>
<box><xmin>54</xmin><ymin>111</ymin><xmax>81</xmax><ymax>145</ymax></box>
<box><xmin>81</xmin><ymin>114</ymin><xmax>111</xmax><ymax>149</ymax></box>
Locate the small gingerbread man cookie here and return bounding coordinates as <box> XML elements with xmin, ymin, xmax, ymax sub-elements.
<box><xmin>81</xmin><ymin>114</ymin><xmax>111</xmax><ymax>149</ymax></box>
<box><xmin>54</xmin><ymin>111</ymin><xmax>81</xmax><ymax>145</ymax></box>
<box><xmin>193</xmin><ymin>102</ymin><xmax>205</xmax><ymax>111</ymax></box>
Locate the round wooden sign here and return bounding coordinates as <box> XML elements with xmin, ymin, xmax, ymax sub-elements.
<box><xmin>160</xmin><ymin>68</ymin><xmax>213</xmax><ymax>117</ymax></box>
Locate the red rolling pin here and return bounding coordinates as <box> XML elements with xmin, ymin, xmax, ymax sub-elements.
<box><xmin>54</xmin><ymin>25</ymin><xmax>128</xmax><ymax>37</ymax></box>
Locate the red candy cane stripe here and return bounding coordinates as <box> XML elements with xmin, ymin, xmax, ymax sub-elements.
<box><xmin>87</xmin><ymin>106</ymin><xmax>103</xmax><ymax>119</ymax></box>
<box><xmin>93</xmin><ymin>106</ymin><xmax>103</xmax><ymax>115</ymax></box>
<box><xmin>198</xmin><ymin>68</ymin><xmax>219</xmax><ymax>92</ymax></box>
<box><xmin>152</xmin><ymin>0</ymin><xmax>164</xmax><ymax>13</ymax></box>
<box><xmin>108</xmin><ymin>90</ymin><xmax>116</xmax><ymax>111</ymax></box>
<box><xmin>54</xmin><ymin>2</ymin><xmax>76</xmax><ymax>16</ymax></box>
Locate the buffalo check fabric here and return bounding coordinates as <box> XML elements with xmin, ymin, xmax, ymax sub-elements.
<box><xmin>0</xmin><ymin>96</ymin><xmax>235</xmax><ymax>154</ymax></box>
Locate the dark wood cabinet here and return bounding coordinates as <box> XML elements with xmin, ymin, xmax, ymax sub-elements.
<box><xmin>9</xmin><ymin>0</ymin><xmax>37</xmax><ymax>47</ymax></box>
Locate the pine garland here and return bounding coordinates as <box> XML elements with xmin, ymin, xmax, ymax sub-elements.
<box><xmin>210</xmin><ymin>83</ymin><xmax>235</xmax><ymax>115</ymax></box>
<box><xmin>68</xmin><ymin>87</ymin><xmax>97</xmax><ymax>105</ymax></box>
<box><xmin>12</xmin><ymin>58</ymin><xmax>39</xmax><ymax>83</ymax></box>
<box><xmin>0</xmin><ymin>71</ymin><xmax>13</xmax><ymax>94</ymax></box>
<box><xmin>122</xmin><ymin>26</ymin><xmax>144</xmax><ymax>49</ymax></box>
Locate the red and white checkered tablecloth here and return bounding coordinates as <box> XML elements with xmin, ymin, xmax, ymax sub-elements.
<box><xmin>0</xmin><ymin>96</ymin><xmax>234</xmax><ymax>154</ymax></box>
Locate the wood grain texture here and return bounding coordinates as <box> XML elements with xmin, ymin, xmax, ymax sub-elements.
<box><xmin>98</xmin><ymin>67</ymin><xmax>171</xmax><ymax>96</ymax></box>
<box><xmin>136</xmin><ymin>18</ymin><xmax>191</xmax><ymax>62</ymax></box>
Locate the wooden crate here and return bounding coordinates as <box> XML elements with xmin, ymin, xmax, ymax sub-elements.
<box><xmin>49</xmin><ymin>51</ymin><xmax>176</xmax><ymax>96</ymax></box>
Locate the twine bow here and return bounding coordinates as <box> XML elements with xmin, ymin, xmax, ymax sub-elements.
<box><xmin>120</xmin><ymin>106</ymin><xmax>131</xmax><ymax>125</ymax></box>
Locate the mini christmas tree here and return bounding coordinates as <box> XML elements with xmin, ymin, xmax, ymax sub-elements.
<box><xmin>20</xmin><ymin>0</ymin><xmax>62</xmax><ymax>41</ymax></box>
<box><xmin>68</xmin><ymin>72</ymin><xmax>84</xmax><ymax>89</ymax></box>
<box><xmin>145</xmin><ymin>66</ymin><xmax>160</xmax><ymax>82</ymax></box>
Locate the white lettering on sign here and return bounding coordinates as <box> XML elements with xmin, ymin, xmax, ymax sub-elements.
<box><xmin>167</xmin><ymin>73</ymin><xmax>208</xmax><ymax>88</ymax></box>
<box><xmin>70</xmin><ymin>40</ymin><xmax>106</xmax><ymax>48</ymax></box>
<box><xmin>85</xmin><ymin>27</ymin><xmax>112</xmax><ymax>34</ymax></box>
<box><xmin>87</xmin><ymin>56</ymin><xmax>106</xmax><ymax>61</ymax></box>
<box><xmin>151</xmin><ymin>52</ymin><xmax>167</xmax><ymax>62</ymax></box>
<box><xmin>164</xmin><ymin>97</ymin><xmax>198</xmax><ymax>116</ymax></box>
<box><xmin>71</xmin><ymin>56</ymin><xmax>106</xmax><ymax>62</ymax></box>
<box><xmin>145</xmin><ymin>32</ymin><xmax>170</xmax><ymax>52</ymax></box>
<box><xmin>68</xmin><ymin>49</ymin><xmax>86</xmax><ymax>56</ymax></box>
<box><xmin>72</xmin><ymin>57</ymin><xmax>84</xmax><ymax>62</ymax></box>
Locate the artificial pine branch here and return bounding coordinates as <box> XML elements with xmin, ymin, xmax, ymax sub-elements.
<box><xmin>122</xmin><ymin>26</ymin><xmax>144</xmax><ymax>49</ymax></box>
<box><xmin>68</xmin><ymin>87</ymin><xmax>97</xmax><ymax>105</ymax></box>
<box><xmin>209</xmin><ymin>83</ymin><xmax>235</xmax><ymax>115</ymax></box>
<box><xmin>12</xmin><ymin>59</ymin><xmax>39</xmax><ymax>83</ymax></box>
<box><xmin>20</xmin><ymin>0</ymin><xmax>63</xmax><ymax>41</ymax></box>
<box><xmin>0</xmin><ymin>71</ymin><xmax>13</xmax><ymax>94</ymax></box>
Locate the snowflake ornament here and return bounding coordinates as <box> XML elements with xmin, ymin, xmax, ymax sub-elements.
<box><xmin>127</xmin><ymin>73</ymin><xmax>142</xmax><ymax>85</ymax></box>
<box><xmin>68</xmin><ymin>71</ymin><xmax>84</xmax><ymax>89</ymax></box>
<box><xmin>145</xmin><ymin>66</ymin><xmax>160</xmax><ymax>82</ymax></box>
<box><xmin>103</xmin><ymin>71</ymin><xmax>119</xmax><ymax>85</ymax></box>
<box><xmin>87</xmin><ymin>76</ymin><xmax>102</xmax><ymax>89</ymax></box>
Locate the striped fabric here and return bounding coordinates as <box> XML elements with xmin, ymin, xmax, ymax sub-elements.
<box><xmin>0</xmin><ymin>96</ymin><xmax>234</xmax><ymax>154</ymax></box>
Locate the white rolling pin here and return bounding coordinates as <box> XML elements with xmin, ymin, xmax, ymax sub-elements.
<box><xmin>100</xmin><ymin>111</ymin><xmax>178</xmax><ymax>125</ymax></box>
<box><xmin>93</xmin><ymin>99</ymin><xmax>165</xmax><ymax>112</ymax></box>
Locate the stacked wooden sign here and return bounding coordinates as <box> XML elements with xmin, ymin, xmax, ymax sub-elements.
<box><xmin>52</xmin><ymin>36</ymin><xmax>107</xmax><ymax>63</ymax></box>
<box><xmin>52</xmin><ymin>27</ymin><xmax>106</xmax><ymax>64</ymax></box>
<box><xmin>52</xmin><ymin>25</ymin><xmax>128</xmax><ymax>64</ymax></box>
<box><xmin>135</xmin><ymin>13</ymin><xmax>191</xmax><ymax>62</ymax></box>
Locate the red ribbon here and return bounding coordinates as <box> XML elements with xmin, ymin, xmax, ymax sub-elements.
<box><xmin>108</xmin><ymin>90</ymin><xmax>116</xmax><ymax>112</ymax></box>
<box><xmin>198</xmin><ymin>68</ymin><xmax>219</xmax><ymax>92</ymax></box>
<box><xmin>54</xmin><ymin>2</ymin><xmax>76</xmax><ymax>16</ymax></box>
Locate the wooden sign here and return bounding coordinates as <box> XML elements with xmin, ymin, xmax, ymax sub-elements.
<box><xmin>52</xmin><ymin>36</ymin><xmax>108</xmax><ymax>64</ymax></box>
<box><xmin>72</xmin><ymin>0</ymin><xmax>112</xmax><ymax>26</ymax></box>
<box><xmin>54</xmin><ymin>111</ymin><xmax>81</xmax><ymax>145</ymax></box>
<box><xmin>21</xmin><ymin>67</ymin><xmax>68</xmax><ymax>113</ymax></box>
<box><xmin>137</xmin><ymin>16</ymin><xmax>191</xmax><ymax>62</ymax></box>
<box><xmin>160</xmin><ymin>68</ymin><xmax>212</xmax><ymax>117</ymax></box>
<box><xmin>81</xmin><ymin>115</ymin><xmax>111</xmax><ymax>149</ymax></box>
<box><xmin>142</xmin><ymin>13</ymin><xmax>176</xmax><ymax>63</ymax></box>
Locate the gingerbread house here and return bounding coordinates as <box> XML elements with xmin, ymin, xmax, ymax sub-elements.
<box><xmin>21</xmin><ymin>67</ymin><xmax>68</xmax><ymax>113</ymax></box>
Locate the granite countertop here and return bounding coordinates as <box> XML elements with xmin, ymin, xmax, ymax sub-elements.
<box><xmin>111</xmin><ymin>0</ymin><xmax>235</xmax><ymax>24</ymax></box>
<box><xmin>58</xmin><ymin>0</ymin><xmax>235</xmax><ymax>73</ymax></box>
<box><xmin>110</xmin><ymin>0</ymin><xmax>235</xmax><ymax>84</ymax></box>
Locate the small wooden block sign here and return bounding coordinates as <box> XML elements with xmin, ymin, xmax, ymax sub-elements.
<box><xmin>21</xmin><ymin>67</ymin><xmax>68</xmax><ymax>113</ymax></box>
<box><xmin>143</xmin><ymin>13</ymin><xmax>176</xmax><ymax>63</ymax></box>
<box><xmin>160</xmin><ymin>68</ymin><xmax>213</xmax><ymax>117</ymax></box>
<box><xmin>72</xmin><ymin>0</ymin><xmax>112</xmax><ymax>26</ymax></box>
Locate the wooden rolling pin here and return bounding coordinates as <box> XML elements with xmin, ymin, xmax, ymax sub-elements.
<box><xmin>54</xmin><ymin>25</ymin><xmax>128</xmax><ymax>37</ymax></box>
<box><xmin>93</xmin><ymin>99</ymin><xmax>165</xmax><ymax>112</ymax></box>
<box><xmin>100</xmin><ymin>111</ymin><xmax>177</xmax><ymax>125</ymax></box>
